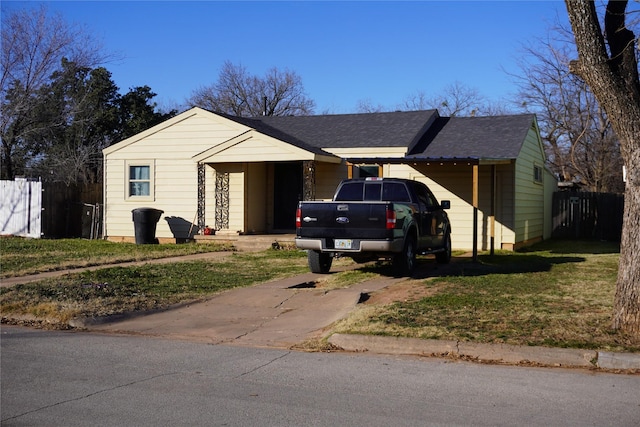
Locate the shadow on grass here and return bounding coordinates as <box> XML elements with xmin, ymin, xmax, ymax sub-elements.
<box><xmin>354</xmin><ymin>238</ymin><xmax>617</xmax><ymax>279</ymax></box>
<box><xmin>518</xmin><ymin>238</ymin><xmax>620</xmax><ymax>255</ymax></box>
<box><xmin>356</xmin><ymin>253</ymin><xmax>586</xmax><ymax>280</ymax></box>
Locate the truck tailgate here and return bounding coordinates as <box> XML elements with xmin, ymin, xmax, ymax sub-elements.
<box><xmin>297</xmin><ymin>201</ymin><xmax>393</xmax><ymax>240</ymax></box>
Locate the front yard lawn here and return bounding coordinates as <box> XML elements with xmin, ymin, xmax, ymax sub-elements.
<box><xmin>0</xmin><ymin>237</ymin><xmax>233</xmax><ymax>278</ymax></box>
<box><xmin>1</xmin><ymin>249</ymin><xmax>309</xmax><ymax>325</ymax></box>
<box><xmin>330</xmin><ymin>240</ymin><xmax>639</xmax><ymax>352</ymax></box>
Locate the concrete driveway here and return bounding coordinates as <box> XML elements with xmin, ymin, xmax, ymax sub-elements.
<box><xmin>83</xmin><ymin>269</ymin><xmax>406</xmax><ymax>348</ymax></box>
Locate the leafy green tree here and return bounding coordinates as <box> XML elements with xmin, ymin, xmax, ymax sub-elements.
<box><xmin>117</xmin><ymin>86</ymin><xmax>176</xmax><ymax>141</ymax></box>
<box><xmin>30</xmin><ymin>59</ymin><xmax>120</xmax><ymax>183</ymax></box>
<box><xmin>29</xmin><ymin>60</ymin><xmax>176</xmax><ymax>184</ymax></box>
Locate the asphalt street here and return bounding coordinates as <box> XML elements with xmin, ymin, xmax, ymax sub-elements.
<box><xmin>2</xmin><ymin>326</ymin><xmax>639</xmax><ymax>426</ymax></box>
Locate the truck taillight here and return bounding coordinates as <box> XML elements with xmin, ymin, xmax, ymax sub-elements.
<box><xmin>386</xmin><ymin>208</ymin><xmax>396</xmax><ymax>229</ymax></box>
<box><xmin>296</xmin><ymin>207</ymin><xmax>302</xmax><ymax>228</ymax></box>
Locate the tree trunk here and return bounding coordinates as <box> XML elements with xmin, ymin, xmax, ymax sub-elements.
<box><xmin>565</xmin><ymin>0</ymin><xmax>640</xmax><ymax>339</ymax></box>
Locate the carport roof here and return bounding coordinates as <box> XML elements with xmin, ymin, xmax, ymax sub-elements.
<box><xmin>405</xmin><ymin>114</ymin><xmax>536</xmax><ymax>161</ymax></box>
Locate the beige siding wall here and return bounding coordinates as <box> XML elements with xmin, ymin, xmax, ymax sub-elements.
<box><xmin>514</xmin><ymin>128</ymin><xmax>546</xmax><ymax>246</ymax></box>
<box><xmin>105</xmin><ymin>115</ymin><xmax>243</xmax><ymax>160</ymax></box>
<box><xmin>104</xmin><ymin>110</ymin><xmax>248</xmax><ymax>241</ymax></box>
<box><xmin>324</xmin><ymin>147</ymin><xmax>406</xmax><ymax>158</ymax></box>
<box><xmin>497</xmin><ymin>167</ymin><xmax>517</xmax><ymax>248</ymax></box>
<box><xmin>104</xmin><ymin>158</ymin><xmax>199</xmax><ymax>241</ymax></box>
<box><xmin>384</xmin><ymin>163</ymin><xmax>516</xmax><ymax>251</ymax></box>
<box><xmin>206</xmin><ymin>136</ymin><xmax>314</xmax><ymax>162</ymax></box>
<box><xmin>246</xmin><ymin>162</ymin><xmax>267</xmax><ymax>233</ymax></box>
<box><xmin>315</xmin><ymin>162</ymin><xmax>348</xmax><ymax>200</ymax></box>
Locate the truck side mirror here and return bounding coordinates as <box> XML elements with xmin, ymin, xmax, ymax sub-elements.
<box><xmin>440</xmin><ymin>200</ymin><xmax>451</xmax><ymax>209</ymax></box>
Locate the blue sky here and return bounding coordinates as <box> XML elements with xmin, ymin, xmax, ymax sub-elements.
<box><xmin>4</xmin><ymin>1</ymin><xmax>569</xmax><ymax>113</ymax></box>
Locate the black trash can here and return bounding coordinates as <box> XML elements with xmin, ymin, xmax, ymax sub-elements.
<box><xmin>132</xmin><ymin>208</ymin><xmax>164</xmax><ymax>244</ymax></box>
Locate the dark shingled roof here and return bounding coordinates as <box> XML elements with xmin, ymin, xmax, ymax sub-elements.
<box><xmin>226</xmin><ymin>110</ymin><xmax>438</xmax><ymax>149</ymax></box>
<box><xmin>219</xmin><ymin>110</ymin><xmax>535</xmax><ymax>161</ymax></box>
<box><xmin>216</xmin><ymin>113</ymin><xmax>335</xmax><ymax>157</ymax></box>
<box><xmin>407</xmin><ymin>114</ymin><xmax>536</xmax><ymax>161</ymax></box>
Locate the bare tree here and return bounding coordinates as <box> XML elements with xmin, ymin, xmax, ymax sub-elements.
<box><xmin>355</xmin><ymin>98</ymin><xmax>387</xmax><ymax>113</ymax></box>
<box><xmin>565</xmin><ymin>0</ymin><xmax>640</xmax><ymax>338</ymax></box>
<box><xmin>1</xmin><ymin>5</ymin><xmax>105</xmax><ymax>179</ymax></box>
<box><xmin>189</xmin><ymin>61</ymin><xmax>315</xmax><ymax>117</ymax></box>
<box><xmin>401</xmin><ymin>82</ymin><xmax>500</xmax><ymax>116</ymax></box>
<box><xmin>515</xmin><ymin>37</ymin><xmax>624</xmax><ymax>192</ymax></box>
<box><xmin>400</xmin><ymin>82</ymin><xmax>512</xmax><ymax>116</ymax></box>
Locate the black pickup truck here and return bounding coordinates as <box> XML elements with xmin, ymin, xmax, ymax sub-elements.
<box><xmin>295</xmin><ymin>177</ymin><xmax>452</xmax><ymax>275</ymax></box>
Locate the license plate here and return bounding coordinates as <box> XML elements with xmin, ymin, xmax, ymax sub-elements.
<box><xmin>334</xmin><ymin>239</ymin><xmax>352</xmax><ymax>249</ymax></box>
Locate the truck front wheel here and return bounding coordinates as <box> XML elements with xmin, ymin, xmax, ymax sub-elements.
<box><xmin>308</xmin><ymin>250</ymin><xmax>333</xmax><ymax>274</ymax></box>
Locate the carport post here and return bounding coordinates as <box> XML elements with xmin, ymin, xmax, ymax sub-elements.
<box><xmin>490</xmin><ymin>165</ymin><xmax>496</xmax><ymax>256</ymax></box>
<box><xmin>472</xmin><ymin>164</ymin><xmax>479</xmax><ymax>262</ymax></box>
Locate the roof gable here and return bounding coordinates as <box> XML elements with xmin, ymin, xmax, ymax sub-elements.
<box><xmin>103</xmin><ymin>107</ymin><xmax>249</xmax><ymax>155</ymax></box>
<box><xmin>192</xmin><ymin>129</ymin><xmax>340</xmax><ymax>163</ymax></box>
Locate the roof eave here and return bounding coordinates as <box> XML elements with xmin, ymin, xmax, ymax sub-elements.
<box><xmin>346</xmin><ymin>156</ymin><xmax>515</xmax><ymax>165</ymax></box>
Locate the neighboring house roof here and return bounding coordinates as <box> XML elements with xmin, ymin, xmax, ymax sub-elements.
<box><xmin>406</xmin><ymin>114</ymin><xmax>536</xmax><ymax>161</ymax></box>
<box><xmin>224</xmin><ymin>110</ymin><xmax>439</xmax><ymax>150</ymax></box>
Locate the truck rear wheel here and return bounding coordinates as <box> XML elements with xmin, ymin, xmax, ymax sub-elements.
<box><xmin>436</xmin><ymin>233</ymin><xmax>452</xmax><ymax>264</ymax></box>
<box><xmin>393</xmin><ymin>236</ymin><xmax>416</xmax><ymax>276</ymax></box>
<box><xmin>308</xmin><ymin>250</ymin><xmax>332</xmax><ymax>274</ymax></box>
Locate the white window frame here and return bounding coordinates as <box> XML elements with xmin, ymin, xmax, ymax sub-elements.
<box><xmin>125</xmin><ymin>160</ymin><xmax>155</xmax><ymax>201</ymax></box>
<box><xmin>533</xmin><ymin>164</ymin><xmax>543</xmax><ymax>184</ymax></box>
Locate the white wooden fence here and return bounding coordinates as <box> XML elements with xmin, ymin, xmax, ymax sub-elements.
<box><xmin>0</xmin><ymin>179</ymin><xmax>42</xmax><ymax>238</ymax></box>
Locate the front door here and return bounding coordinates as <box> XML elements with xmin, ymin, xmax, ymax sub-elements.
<box><xmin>273</xmin><ymin>162</ymin><xmax>303</xmax><ymax>230</ymax></box>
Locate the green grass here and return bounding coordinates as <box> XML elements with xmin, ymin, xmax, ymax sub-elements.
<box><xmin>1</xmin><ymin>249</ymin><xmax>309</xmax><ymax>325</ymax></box>
<box><xmin>0</xmin><ymin>237</ymin><xmax>233</xmax><ymax>278</ymax></box>
<box><xmin>332</xmin><ymin>240</ymin><xmax>639</xmax><ymax>353</ymax></box>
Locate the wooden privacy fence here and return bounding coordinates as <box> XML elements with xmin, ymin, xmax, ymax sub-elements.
<box><xmin>41</xmin><ymin>182</ymin><xmax>103</xmax><ymax>239</ymax></box>
<box><xmin>552</xmin><ymin>191</ymin><xmax>624</xmax><ymax>241</ymax></box>
<box><xmin>1</xmin><ymin>179</ymin><xmax>103</xmax><ymax>239</ymax></box>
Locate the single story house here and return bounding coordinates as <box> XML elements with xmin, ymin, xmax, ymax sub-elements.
<box><xmin>102</xmin><ymin>107</ymin><xmax>557</xmax><ymax>251</ymax></box>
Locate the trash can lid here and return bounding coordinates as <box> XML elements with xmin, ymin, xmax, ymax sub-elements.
<box><xmin>132</xmin><ymin>207</ymin><xmax>164</xmax><ymax>213</ymax></box>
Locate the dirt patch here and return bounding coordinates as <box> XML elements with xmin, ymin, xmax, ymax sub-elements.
<box><xmin>364</xmin><ymin>280</ymin><xmax>442</xmax><ymax>305</ymax></box>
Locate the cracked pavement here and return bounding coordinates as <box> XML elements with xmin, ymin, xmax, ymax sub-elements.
<box><xmin>85</xmin><ymin>271</ymin><xmax>403</xmax><ymax>348</ymax></box>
